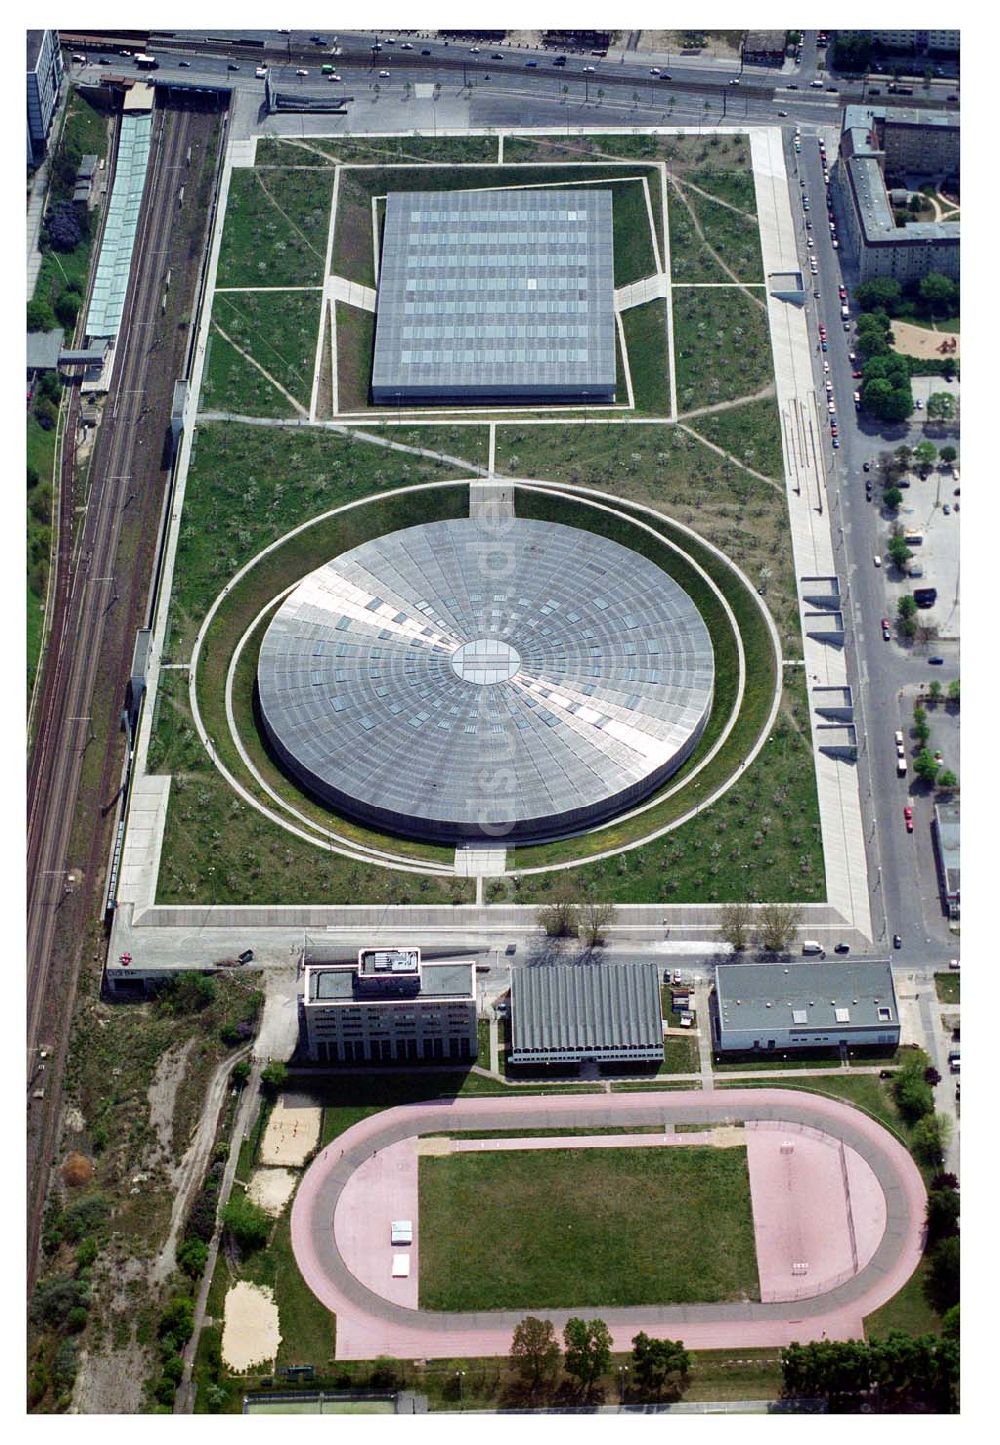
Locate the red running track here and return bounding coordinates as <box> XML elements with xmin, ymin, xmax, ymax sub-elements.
<box><xmin>290</xmin><ymin>1089</ymin><xmax>925</xmax><ymax>1360</ymax></box>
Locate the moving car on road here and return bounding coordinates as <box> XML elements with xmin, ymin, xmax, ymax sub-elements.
<box><xmin>904</xmin><ymin>806</ymin><xmax>914</xmax><ymax>833</ymax></box>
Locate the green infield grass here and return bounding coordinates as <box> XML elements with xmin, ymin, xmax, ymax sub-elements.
<box><xmin>418</xmin><ymin>1144</ymin><xmax>759</xmax><ymax>1309</ymax></box>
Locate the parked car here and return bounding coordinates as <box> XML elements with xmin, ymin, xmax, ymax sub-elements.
<box><xmin>948</xmin><ymin>958</ymin><xmax>960</xmax><ymax>971</ymax></box>
<box><xmin>874</xmin><ymin>555</ymin><xmax>882</xmax><ymax>567</ymax></box>
<box><xmin>863</xmin><ymin>461</ymin><xmax>871</xmax><ymax>472</ymax></box>
<box><xmin>928</xmin><ymin>656</ymin><xmax>945</xmax><ymax>665</ymax></box>
<box><xmin>893</xmin><ymin>933</ymin><xmax>902</xmax><ymax>948</ymax></box>
<box><xmin>834</xmin><ymin>943</ymin><xmax>850</xmax><ymax>955</ymax></box>
<box><xmin>882</xmin><ymin>624</ymin><xmax>891</xmax><ymax>640</ymax></box>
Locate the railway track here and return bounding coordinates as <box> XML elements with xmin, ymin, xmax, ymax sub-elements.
<box><xmin>25</xmin><ymin>98</ymin><xmax>220</xmax><ymax>1289</ymax></box>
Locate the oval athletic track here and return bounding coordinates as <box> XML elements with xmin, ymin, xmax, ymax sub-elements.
<box><xmin>290</xmin><ymin>1088</ymin><xmax>925</xmax><ymax>1360</ymax></box>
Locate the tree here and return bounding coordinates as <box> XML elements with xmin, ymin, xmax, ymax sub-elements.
<box><xmin>509</xmin><ymin>1316</ymin><xmax>561</xmax><ymax>1395</ymax></box>
<box><xmin>947</xmin><ymin>678</ymin><xmax>960</xmax><ymax>702</ymax></box>
<box><xmin>231</xmin><ymin>1059</ymin><xmax>251</xmax><ymax>1087</ymax></box>
<box><xmin>718</xmin><ymin>901</ymin><xmax>754</xmax><ymax>952</ymax></box>
<box><xmin>926</xmin><ymin>393</ymin><xmax>956</xmax><ymax>422</ymax></box>
<box><xmin>914</xmin><ymin>441</ymin><xmax>938</xmax><ymax>474</ymax></box>
<box><xmin>925</xmin><ymin>1235</ymin><xmax>960</xmax><ymax>1313</ymax></box>
<box><xmin>757</xmin><ymin>903</ymin><xmax>802</xmax><ymax>955</ymax></box>
<box><xmin>863</xmin><ymin>377</ymin><xmax>914</xmax><ymax>423</ymax></box>
<box><xmin>563</xmin><ymin>1317</ymin><xmax>612</xmax><ymax>1398</ymax></box>
<box><xmin>536</xmin><ymin>892</ymin><xmax>580</xmax><ymax>938</ymax></box>
<box><xmin>43</xmin><ymin>202</ymin><xmax>84</xmax><ymax>253</ymax></box>
<box><xmin>939</xmin><ymin>444</ymin><xmax>958</xmax><ymax>465</ymax></box>
<box><xmin>918</xmin><ymin>271</ymin><xmax>958</xmax><ymax>317</ymax></box>
<box><xmin>897</xmin><ymin>595</ymin><xmax>917</xmax><ymax>621</ymax></box>
<box><xmin>937</xmin><ymin>770</ymin><xmax>958</xmax><ymax>789</ymax></box>
<box><xmin>579</xmin><ymin>901</ymin><xmax>617</xmax><ymax>947</ymax></box>
<box><xmin>942</xmin><ymin>1304</ymin><xmax>959</xmax><ymax>1340</ymax></box>
<box><xmin>892</xmin><ymin>1059</ymin><xmax>934</xmax><ymax>1123</ymax></box>
<box><xmin>221</xmin><ymin>1194</ymin><xmax>271</xmax><ymax>1252</ymax></box>
<box><xmin>260</xmin><ymin>1061</ymin><xmax>288</xmax><ymax>1093</ymax></box>
<box><xmin>911</xmin><ymin>1112</ymin><xmax>951</xmax><ymax>1167</ymax></box>
<box><xmin>159</xmin><ymin>1294</ymin><xmax>195</xmax><ymax>1345</ymax></box>
<box><xmin>855</xmin><ymin>277</ymin><xmax>902</xmax><ymax>313</ymax></box>
<box><xmin>928</xmin><ymin>680</ymin><xmax>943</xmax><ymax>702</ymax></box>
<box><xmin>27</xmin><ymin>296</ymin><xmax>57</xmax><ymax>332</ymax></box>
<box><xmin>883</xmin><ymin>486</ymin><xmax>903</xmax><ymax>511</ymax></box>
<box><xmin>172</xmin><ymin>972</ymin><xmax>216</xmax><ymax>1012</ymax></box>
<box><xmin>925</xmin><ymin>1185</ymin><xmax>961</xmax><ymax>1245</ymax></box>
<box><xmin>54</xmin><ymin>286</ymin><xmax>82</xmax><ymax>329</ymax></box>
<box><xmin>887</xmin><ymin>535</ymin><xmax>912</xmax><ymax>570</ymax></box>
<box><xmin>177</xmin><ymin>1236</ymin><xmax>209</xmax><ymax>1278</ymax></box>
<box><xmin>914</xmin><ymin>750</ymin><xmax>940</xmax><ymax>785</ymax></box>
<box><xmin>631</xmin><ymin>1332</ymin><xmax>690</xmax><ymax>1399</ymax></box>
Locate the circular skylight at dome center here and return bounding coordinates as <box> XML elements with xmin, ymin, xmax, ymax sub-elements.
<box><xmin>256</xmin><ymin>516</ymin><xmax>715</xmax><ymax>843</ymax></box>
<box><xmin>450</xmin><ymin>638</ymin><xmax>522</xmax><ymax>685</ymax></box>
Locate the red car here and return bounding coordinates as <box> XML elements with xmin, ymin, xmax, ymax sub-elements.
<box><xmin>839</xmin><ymin>286</ymin><xmax>847</xmax><ymax>300</ymax></box>
<box><xmin>852</xmin><ymin>369</ymin><xmax>863</xmax><ymax>378</ymax></box>
<box><xmin>903</xmin><ymin>806</ymin><xmax>914</xmax><ymax>833</ymax></box>
<box><xmin>880</xmin><ymin>617</ymin><xmax>890</xmax><ymax>630</ymax></box>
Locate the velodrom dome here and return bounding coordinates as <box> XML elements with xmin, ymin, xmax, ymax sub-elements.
<box><xmin>256</xmin><ymin>518</ymin><xmax>714</xmax><ymax>843</ymax></box>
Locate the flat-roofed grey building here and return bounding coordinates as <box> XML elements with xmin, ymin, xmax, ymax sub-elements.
<box><xmin>713</xmin><ymin>961</ymin><xmax>900</xmax><ymax>1053</ymax></box>
<box><xmin>933</xmin><ymin>800</ymin><xmax>960</xmax><ymax>918</ymax></box>
<box><xmin>27</xmin><ymin>30</ymin><xmax>63</xmax><ymax>165</ymax></box>
<box><xmin>509</xmin><ymin>962</ymin><xmax>663</xmax><ymax>1067</ymax></box>
<box><xmin>301</xmin><ymin>950</ymin><xmax>477</xmax><ymax>1065</ymax></box>
<box><xmin>371</xmin><ymin>188</ymin><xmax>615</xmax><ymax>404</ymax></box>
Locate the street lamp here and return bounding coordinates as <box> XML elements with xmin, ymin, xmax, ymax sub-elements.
<box><xmin>456</xmin><ymin>1369</ymin><xmax>466</xmax><ymax>1407</ymax></box>
<box><xmin>619</xmin><ymin>1364</ymin><xmax>629</xmax><ymax>1404</ymax></box>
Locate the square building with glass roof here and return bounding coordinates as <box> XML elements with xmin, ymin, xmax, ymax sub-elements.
<box><xmin>371</xmin><ymin>188</ymin><xmax>616</xmax><ymax>405</ymax></box>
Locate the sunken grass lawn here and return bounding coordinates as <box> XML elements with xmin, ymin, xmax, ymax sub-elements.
<box><xmin>336</xmin><ymin>302</ymin><xmax>376</xmax><ymax>411</ymax></box>
<box><xmin>504</xmin><ymin>133</ymin><xmax>752</xmax><ymax>172</ymax></box>
<box><xmin>203</xmin><ymin>290</ymin><xmax>322</xmax><ymax>414</ymax></box>
<box><xmin>621</xmin><ymin>298</ymin><xmax>671</xmax><ymax>415</ymax></box>
<box><xmin>682</xmin><ymin>188</ymin><xmax>764</xmax><ymax>283</ymax></box>
<box><xmin>333</xmin><ymin>165</ymin><xmax>660</xmax><ymax>292</ymax></box>
<box><xmin>672</xmin><ymin>287</ymin><xmax>773</xmax><ymax>408</ymax></box>
<box><xmin>217</xmin><ymin>168</ymin><xmax>335</xmax><ymax>287</ymax></box>
<box><xmin>418</xmin><ymin>1145</ymin><xmax>759</xmax><ymax>1310</ymax></box>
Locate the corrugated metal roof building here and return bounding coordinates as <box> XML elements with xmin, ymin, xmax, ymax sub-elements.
<box><xmin>510</xmin><ymin>963</ymin><xmax>663</xmax><ymax>1066</ymax></box>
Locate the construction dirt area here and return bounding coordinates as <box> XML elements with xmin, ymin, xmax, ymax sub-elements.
<box><xmin>221</xmin><ymin>1281</ymin><xmax>281</xmax><ymax>1372</ymax></box>
<box><xmin>259</xmin><ymin>1095</ymin><xmax>322</xmax><ymax>1167</ymax></box>
<box><xmin>892</xmin><ymin>319</ymin><xmax>961</xmax><ymax>361</ymax></box>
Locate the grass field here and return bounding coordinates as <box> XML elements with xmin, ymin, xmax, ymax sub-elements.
<box><xmin>504</xmin><ymin>133</ymin><xmax>751</xmax><ymax>172</ymax></box>
<box><xmin>672</xmin><ymin>287</ymin><xmax>773</xmax><ymax>410</ymax></box>
<box><xmin>683</xmin><ymin>395</ymin><xmax>784</xmax><ymax>481</ymax></box>
<box><xmin>162</xmin><ymin>421</ymin><xmax>486</xmax><ymax>664</ymax></box>
<box><xmin>418</xmin><ymin>1145</ymin><xmax>758</xmax><ymax>1310</ymax></box>
<box><xmin>621</xmin><ymin>298</ymin><xmax>671</xmax><ymax>414</ymax></box>
<box><xmin>686</xmin><ymin>190</ymin><xmax>764</xmax><ymax>282</ymax></box>
<box><xmin>934</xmin><ymin>972</ymin><xmax>960</xmax><ymax>1004</ymax></box>
<box><xmin>203</xmin><ymin>290</ymin><xmax>322</xmax><ymax>414</ymax></box>
<box><xmin>257</xmin><ymin>135</ymin><xmax>501</xmax><ymax>166</ymax></box>
<box><xmin>217</xmin><ymin>169</ymin><xmax>336</xmax><ymax>287</ymax></box>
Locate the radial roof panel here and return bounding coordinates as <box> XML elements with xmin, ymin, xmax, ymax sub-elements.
<box><xmin>371</xmin><ymin>189</ymin><xmax>616</xmax><ymax>403</ymax></box>
<box><xmin>257</xmin><ymin>518</ymin><xmax>714</xmax><ymax>843</ymax></box>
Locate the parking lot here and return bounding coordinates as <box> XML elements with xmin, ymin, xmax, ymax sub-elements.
<box><xmin>887</xmin><ymin>466</ymin><xmax>961</xmax><ymax>639</ymax></box>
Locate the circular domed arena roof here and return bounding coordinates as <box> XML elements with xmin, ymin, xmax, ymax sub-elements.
<box><xmin>256</xmin><ymin>517</ymin><xmax>715</xmax><ymax>843</ymax></box>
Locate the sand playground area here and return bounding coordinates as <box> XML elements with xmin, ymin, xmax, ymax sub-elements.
<box><xmin>892</xmin><ymin>319</ymin><xmax>961</xmax><ymax>361</ymax></box>
<box><xmin>259</xmin><ymin>1095</ymin><xmax>322</xmax><ymax>1167</ymax></box>
<box><xmin>221</xmin><ymin>1281</ymin><xmax>281</xmax><ymax>1372</ymax></box>
<box><xmin>248</xmin><ymin>1167</ymin><xmax>298</xmax><ymax>1218</ymax></box>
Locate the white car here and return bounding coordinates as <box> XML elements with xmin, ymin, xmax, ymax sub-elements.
<box><xmin>295</xmin><ymin>68</ymin><xmax>308</xmax><ymax>76</ymax></box>
<box><xmin>255</xmin><ymin>65</ymin><xmax>268</xmax><ymax>78</ymax></box>
<box><xmin>874</xmin><ymin>555</ymin><xmax>882</xmax><ymax>567</ymax></box>
<box><xmin>327</xmin><ymin>72</ymin><xmax>342</xmax><ymax>81</ymax></box>
<box><xmin>379</xmin><ymin>69</ymin><xmax>391</xmax><ymax>77</ymax></box>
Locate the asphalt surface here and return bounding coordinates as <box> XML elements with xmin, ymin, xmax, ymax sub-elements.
<box><xmin>785</xmin><ymin>127</ymin><xmax>960</xmax><ymax>967</ymax></box>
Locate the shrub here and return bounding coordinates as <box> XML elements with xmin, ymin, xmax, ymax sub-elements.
<box><xmin>27</xmin><ymin>297</ymin><xmax>56</xmax><ymax>331</ymax></box>
<box><xmin>892</xmin><ymin>1062</ymin><xmax>934</xmax><ymax>1123</ymax></box>
<box><xmin>260</xmin><ymin>1061</ymin><xmax>287</xmax><ymax>1093</ymax></box>
<box><xmin>43</xmin><ymin>202</ymin><xmax>84</xmax><ymax>253</ymax></box>
<box><xmin>62</xmin><ymin>1193</ymin><xmax>107</xmax><ymax>1241</ymax></box>
<box><xmin>159</xmin><ymin>1295</ymin><xmax>195</xmax><ymax>1345</ymax></box>
<box><xmin>177</xmin><ymin>1236</ymin><xmax>209</xmax><ymax>1279</ymax></box>
<box><xmin>925</xmin><ymin>1235</ymin><xmax>960</xmax><ymax>1313</ymax></box>
<box><xmin>75</xmin><ymin>1238</ymin><xmax>98</xmax><ymax>1271</ymax></box>
<box><xmin>221</xmin><ymin>1195</ymin><xmax>271</xmax><ymax>1252</ymax></box>
<box><xmin>54</xmin><ymin>287</ymin><xmax>83</xmax><ymax>329</ymax></box>
<box><xmin>31</xmin><ymin>1274</ymin><xmax>90</xmax><ymax>1329</ymax></box>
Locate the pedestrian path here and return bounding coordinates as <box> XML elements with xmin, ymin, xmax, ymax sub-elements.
<box><xmin>454</xmin><ymin>847</ymin><xmax>507</xmax><ymax>876</ymax></box>
<box><xmin>329</xmin><ymin>274</ymin><xmax>377</xmax><ymax>311</ymax></box>
<box><xmin>614</xmin><ymin>272</ymin><xmax>669</xmax><ymax>312</ymax></box>
<box><xmin>750</xmin><ymin>126</ymin><xmax>871</xmax><ymax>941</ymax></box>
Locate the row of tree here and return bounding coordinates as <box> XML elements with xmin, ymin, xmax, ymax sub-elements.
<box><xmin>781</xmin><ymin>1328</ymin><xmax>958</xmax><ymax>1412</ymax></box>
<box><xmin>855</xmin><ymin>273</ymin><xmax>960</xmax><ymax>326</ymax></box>
<box><xmin>510</xmin><ymin>1315</ymin><xmax>690</xmax><ymax>1401</ymax></box>
<box><xmin>537</xmin><ymin>897</ymin><xmax>618</xmax><ymax>946</ymax></box>
<box><xmin>716</xmin><ymin>901</ymin><xmax>802</xmax><ymax>954</ymax></box>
